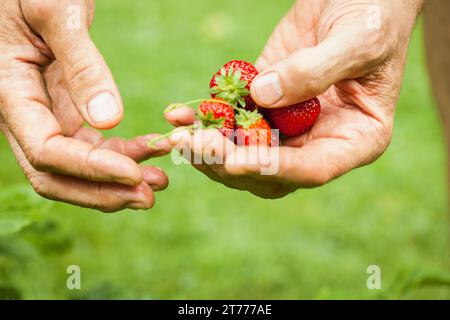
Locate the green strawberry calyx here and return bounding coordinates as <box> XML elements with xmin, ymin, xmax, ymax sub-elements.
<box><xmin>148</xmin><ymin>99</ymin><xmax>234</xmax><ymax>149</ymax></box>
<box><xmin>209</xmin><ymin>67</ymin><xmax>250</xmax><ymax>108</ymax></box>
<box><xmin>235</xmin><ymin>108</ymin><xmax>263</xmax><ymax>129</ymax></box>
<box><xmin>198</xmin><ymin>111</ymin><xmax>225</xmax><ymax>130</ymax></box>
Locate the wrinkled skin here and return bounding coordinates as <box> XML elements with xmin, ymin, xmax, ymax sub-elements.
<box><xmin>166</xmin><ymin>0</ymin><xmax>424</xmax><ymax>199</ymax></box>
<box><xmin>0</xmin><ymin>0</ymin><xmax>171</xmax><ymax>212</ymax></box>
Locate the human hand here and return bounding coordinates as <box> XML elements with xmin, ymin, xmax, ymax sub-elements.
<box><xmin>0</xmin><ymin>0</ymin><xmax>171</xmax><ymax>212</ymax></box>
<box><xmin>164</xmin><ymin>0</ymin><xmax>424</xmax><ymax>198</ymax></box>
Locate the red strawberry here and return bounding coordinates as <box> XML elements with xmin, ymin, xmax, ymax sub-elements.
<box><xmin>198</xmin><ymin>99</ymin><xmax>235</xmax><ymax>136</ymax></box>
<box><xmin>148</xmin><ymin>99</ymin><xmax>235</xmax><ymax>149</ymax></box>
<box><xmin>261</xmin><ymin>97</ymin><xmax>321</xmax><ymax>137</ymax></box>
<box><xmin>209</xmin><ymin>60</ymin><xmax>258</xmax><ymax>110</ymax></box>
<box><xmin>234</xmin><ymin>109</ymin><xmax>272</xmax><ymax>146</ymax></box>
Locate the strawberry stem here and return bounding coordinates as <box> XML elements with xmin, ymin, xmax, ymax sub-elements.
<box><xmin>150</xmin><ymin>98</ymin><xmax>239</xmax><ymax>150</ymax></box>
<box><xmin>147</xmin><ymin>124</ymin><xmax>197</xmax><ymax>149</ymax></box>
<box><xmin>164</xmin><ymin>98</ymin><xmax>235</xmax><ymax>113</ymax></box>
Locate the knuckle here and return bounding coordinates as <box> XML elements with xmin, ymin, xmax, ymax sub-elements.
<box><xmin>22</xmin><ymin>0</ymin><xmax>60</xmax><ymax>23</ymax></box>
<box><xmin>293</xmin><ymin>62</ymin><xmax>322</xmax><ymax>97</ymax></box>
<box><xmin>88</xmin><ymin>197</ymin><xmax>110</xmax><ymax>212</ymax></box>
<box><xmin>96</xmin><ymin>204</ymin><xmax>119</xmax><ymax>213</ymax></box>
<box><xmin>302</xmin><ymin>73</ymin><xmax>322</xmax><ymax>96</ymax></box>
<box><xmin>26</xmin><ymin>145</ymin><xmax>47</xmax><ymax>171</ymax></box>
<box><xmin>80</xmin><ymin>147</ymin><xmax>96</xmax><ymax>181</ymax></box>
<box><xmin>90</xmin><ymin>184</ymin><xmax>122</xmax><ymax>213</ymax></box>
<box><xmin>67</xmin><ymin>57</ymin><xmax>103</xmax><ymax>90</ymax></box>
<box><xmin>26</xmin><ymin>137</ymin><xmax>60</xmax><ymax>172</ymax></box>
<box><xmin>28</xmin><ymin>172</ymin><xmax>51</xmax><ymax>199</ymax></box>
<box><xmin>311</xmin><ymin>171</ymin><xmax>332</xmax><ymax>187</ymax></box>
<box><xmin>360</xmin><ymin>30</ymin><xmax>387</xmax><ymax>63</ymax></box>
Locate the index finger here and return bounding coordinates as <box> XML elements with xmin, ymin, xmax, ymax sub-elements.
<box><xmin>72</xmin><ymin>128</ymin><xmax>173</xmax><ymax>162</ymax></box>
<box><xmin>0</xmin><ymin>65</ymin><xmax>143</xmax><ymax>186</ymax></box>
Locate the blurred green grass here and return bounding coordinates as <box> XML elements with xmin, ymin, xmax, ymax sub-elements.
<box><xmin>0</xmin><ymin>0</ymin><xmax>449</xmax><ymax>299</ymax></box>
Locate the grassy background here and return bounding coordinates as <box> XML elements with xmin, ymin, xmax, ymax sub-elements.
<box><xmin>0</xmin><ymin>0</ymin><xmax>449</xmax><ymax>299</ymax></box>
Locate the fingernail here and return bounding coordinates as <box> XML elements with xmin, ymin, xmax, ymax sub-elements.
<box><xmin>88</xmin><ymin>92</ymin><xmax>120</xmax><ymax>123</ymax></box>
<box><xmin>170</xmin><ymin>129</ymin><xmax>191</xmax><ymax>145</ymax></box>
<box><xmin>165</xmin><ymin>106</ymin><xmax>191</xmax><ymax>119</ymax></box>
<box><xmin>252</xmin><ymin>72</ymin><xmax>283</xmax><ymax>105</ymax></box>
<box><xmin>149</xmin><ymin>184</ymin><xmax>162</xmax><ymax>191</ymax></box>
<box><xmin>164</xmin><ymin>103</ymin><xmax>186</xmax><ymax>113</ymax></box>
<box><xmin>148</xmin><ymin>138</ymin><xmax>169</xmax><ymax>151</ymax></box>
<box><xmin>127</xmin><ymin>201</ymin><xmax>149</xmax><ymax>211</ymax></box>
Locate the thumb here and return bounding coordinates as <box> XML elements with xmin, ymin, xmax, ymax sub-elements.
<box><xmin>251</xmin><ymin>36</ymin><xmax>368</xmax><ymax>108</ymax></box>
<box><xmin>23</xmin><ymin>0</ymin><xmax>123</xmax><ymax>129</ymax></box>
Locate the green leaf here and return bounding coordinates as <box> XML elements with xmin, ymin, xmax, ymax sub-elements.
<box><xmin>0</xmin><ymin>185</ymin><xmax>48</xmax><ymax>211</ymax></box>
<box><xmin>216</xmin><ymin>77</ymin><xmax>226</xmax><ymax>86</ymax></box>
<box><xmin>237</xmin><ymin>96</ymin><xmax>246</xmax><ymax>108</ymax></box>
<box><xmin>0</xmin><ymin>214</ymin><xmax>32</xmax><ymax>236</ymax></box>
<box><xmin>211</xmin><ymin>67</ymin><xmax>250</xmax><ymax>108</ymax></box>
<box><xmin>200</xmin><ymin>111</ymin><xmax>225</xmax><ymax>129</ymax></box>
<box><xmin>235</xmin><ymin>108</ymin><xmax>263</xmax><ymax>128</ymax></box>
<box><xmin>208</xmin><ymin>87</ymin><xmax>220</xmax><ymax>95</ymax></box>
<box><xmin>0</xmin><ymin>286</ymin><xmax>22</xmax><ymax>300</ymax></box>
<box><xmin>0</xmin><ymin>185</ymin><xmax>52</xmax><ymax>236</ymax></box>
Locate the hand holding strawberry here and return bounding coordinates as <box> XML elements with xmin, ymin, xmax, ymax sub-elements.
<box><xmin>152</xmin><ymin>60</ymin><xmax>284</xmax><ymax>148</ymax></box>
<box><xmin>209</xmin><ymin>60</ymin><xmax>322</xmax><ymax>138</ymax></box>
<box><xmin>164</xmin><ymin>0</ymin><xmax>417</xmax><ymax>199</ymax></box>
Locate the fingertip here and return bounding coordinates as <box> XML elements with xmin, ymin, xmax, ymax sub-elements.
<box><xmin>131</xmin><ymin>183</ymin><xmax>155</xmax><ymax>210</ymax></box>
<box><xmin>142</xmin><ymin>166</ymin><xmax>169</xmax><ymax>192</ymax></box>
<box><xmin>143</xmin><ymin>134</ymin><xmax>172</xmax><ymax>155</ymax></box>
<box><xmin>164</xmin><ymin>106</ymin><xmax>196</xmax><ymax>127</ymax></box>
<box><xmin>169</xmin><ymin>128</ymin><xmax>192</xmax><ymax>148</ymax></box>
<box><xmin>110</xmin><ymin>155</ymin><xmax>143</xmax><ymax>186</ymax></box>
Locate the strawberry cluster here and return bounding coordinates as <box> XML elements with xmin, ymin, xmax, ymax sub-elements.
<box><xmin>202</xmin><ymin>60</ymin><xmax>321</xmax><ymax>146</ymax></box>
<box><xmin>149</xmin><ymin>60</ymin><xmax>321</xmax><ymax>148</ymax></box>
